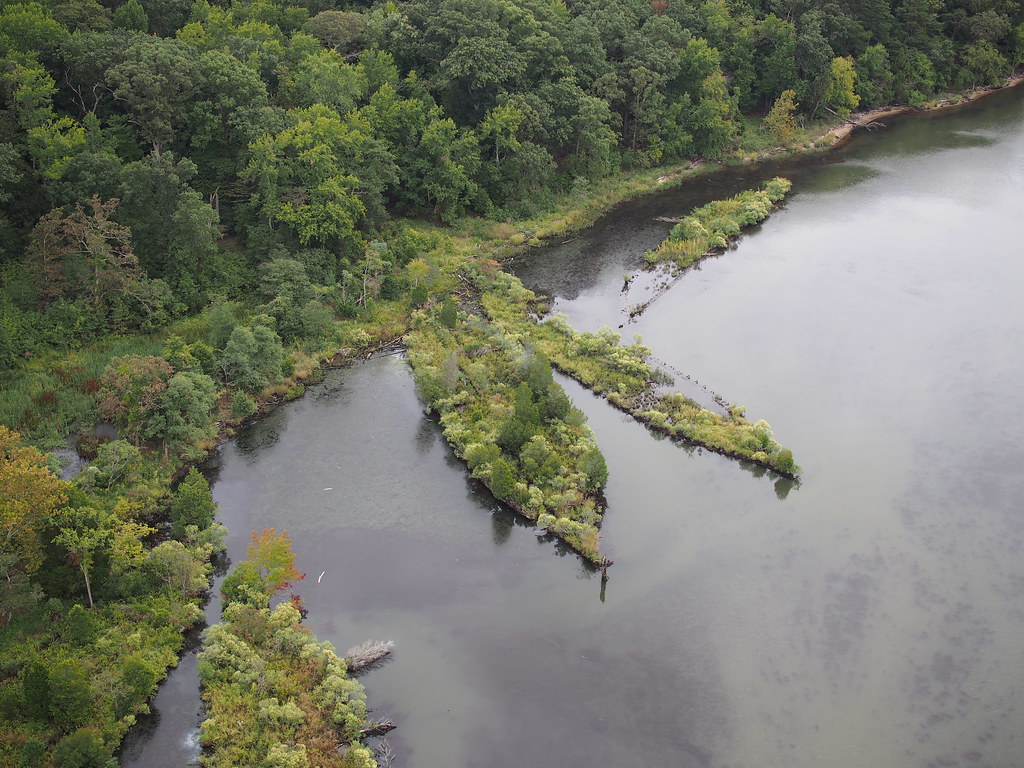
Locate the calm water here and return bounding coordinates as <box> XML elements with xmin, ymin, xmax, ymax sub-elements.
<box><xmin>122</xmin><ymin>89</ymin><xmax>1024</xmax><ymax>768</ymax></box>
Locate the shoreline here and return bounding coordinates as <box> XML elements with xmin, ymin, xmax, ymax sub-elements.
<box><xmin>826</xmin><ymin>75</ymin><xmax>1024</xmax><ymax>147</ymax></box>
<box><xmin>504</xmin><ymin>73</ymin><xmax>1024</xmax><ymax>250</ymax></box>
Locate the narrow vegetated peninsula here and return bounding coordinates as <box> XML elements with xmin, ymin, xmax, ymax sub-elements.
<box><xmin>199</xmin><ymin>528</ymin><xmax>390</xmax><ymax>768</ymax></box>
<box><xmin>406</xmin><ymin>269</ymin><xmax>610</xmax><ymax>564</ymax></box>
<box><xmin>617</xmin><ymin>177</ymin><xmax>793</xmax><ymax>322</ymax></box>
<box><xmin>479</xmin><ymin>272</ymin><xmax>800</xmax><ymax>478</ymax></box>
<box><xmin>645</xmin><ymin>177</ymin><xmax>793</xmax><ymax>269</ymax></box>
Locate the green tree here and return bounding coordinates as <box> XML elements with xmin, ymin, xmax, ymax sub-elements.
<box><xmin>145</xmin><ymin>371</ymin><xmax>217</xmax><ymax>456</ymax></box>
<box><xmin>795</xmin><ymin>18</ymin><xmax>833</xmax><ymax>116</ymax></box>
<box><xmin>145</xmin><ymin>540</ymin><xmax>209</xmax><ymax>599</ymax></box>
<box><xmin>51</xmin><ymin>727</ymin><xmax>110</xmax><ymax>767</ymax></box>
<box><xmin>1012</xmin><ymin>24</ymin><xmax>1024</xmax><ymax>71</ymax></box>
<box><xmin>120</xmin><ymin>652</ymin><xmax>157</xmax><ymax>708</ymax></box>
<box><xmin>54</xmin><ymin>506</ymin><xmax>112</xmax><ymax>608</ymax></box>
<box><xmin>958</xmin><ymin>41</ymin><xmax>1008</xmax><ymax>89</ymax></box>
<box><xmin>2</xmin><ymin>59</ymin><xmax>57</xmax><ymax>131</ymax></box>
<box><xmin>171</xmin><ymin>467</ymin><xmax>216</xmax><ymax>538</ymax></box>
<box><xmin>0</xmin><ymin>3</ymin><xmax>67</xmax><ymax>56</ymax></box>
<box><xmin>230</xmin><ymin>389</ymin><xmax>256</xmax><ymax>420</ymax></box>
<box><xmin>106</xmin><ymin>38</ymin><xmax>200</xmax><ymax>156</ymax></box>
<box><xmin>855</xmin><ymin>44</ymin><xmax>894</xmax><ymax>108</ymax></box>
<box><xmin>438</xmin><ymin>295</ymin><xmax>457</xmax><ymax>328</ymax></box>
<box><xmin>258</xmin><ymin>258</ymin><xmax>316</xmax><ymax>341</ymax></box>
<box><xmin>65</xmin><ymin>602</ymin><xmax>96</xmax><ymax>644</ymax></box>
<box><xmin>1</xmin><ymin>427</ymin><xmax>68</xmax><ymax>619</ymax></box>
<box><xmin>579</xmin><ymin>447</ymin><xmax>608</xmax><ymax>491</ymax></box>
<box><xmin>48</xmin><ymin>660</ymin><xmax>92</xmax><ymax>727</ymax></box>
<box><xmin>97</xmin><ymin>355</ymin><xmax>174</xmax><ymax>443</ymax></box>
<box><xmin>688</xmin><ymin>71</ymin><xmax>736</xmax><ymax>158</ymax></box>
<box><xmin>278</xmin><ymin>50</ymin><xmax>367</xmax><ymax>113</ymax></box>
<box><xmin>20</xmin><ymin>659</ymin><xmax>50</xmax><ymax>722</ymax></box>
<box><xmin>751</xmin><ymin>15</ymin><xmax>799</xmax><ymax>109</ymax></box>
<box><xmin>304</xmin><ymin>10</ymin><xmax>365</xmax><ymax>52</ymax></box>
<box><xmin>822</xmin><ymin>56</ymin><xmax>860</xmax><ymax>119</ymax></box>
<box><xmin>242</xmin><ymin>106</ymin><xmax>395</xmax><ymax>249</ymax></box>
<box><xmin>117</xmin><ymin>152</ymin><xmax>220</xmax><ymax>302</ymax></box>
<box><xmin>409</xmin><ymin>117</ymin><xmax>481</xmax><ymax>224</ymax></box>
<box><xmin>91</xmin><ymin>440</ymin><xmax>142</xmax><ymax>488</ymax></box>
<box><xmin>762</xmin><ymin>89</ymin><xmax>798</xmax><ymax>145</ymax></box>
<box><xmin>489</xmin><ymin>457</ymin><xmax>514</xmax><ymax>500</ymax></box>
<box><xmin>112</xmin><ymin>0</ymin><xmax>147</xmax><ymax>32</ymax></box>
<box><xmin>479</xmin><ymin>102</ymin><xmax>523</xmax><ymax>164</ymax></box>
<box><xmin>208</xmin><ymin>299</ymin><xmax>240</xmax><ymax>351</ymax></box>
<box><xmin>221</xmin><ymin>324</ymin><xmax>284</xmax><ymax>393</ymax></box>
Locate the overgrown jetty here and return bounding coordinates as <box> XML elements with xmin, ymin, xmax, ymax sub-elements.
<box><xmin>199</xmin><ymin>529</ymin><xmax>390</xmax><ymax>768</ymax></box>
<box><xmin>406</xmin><ymin>268</ymin><xmax>610</xmax><ymax>565</ymax></box>
<box><xmin>481</xmin><ymin>274</ymin><xmax>800</xmax><ymax>479</ymax></box>
<box><xmin>644</xmin><ymin>178</ymin><xmax>793</xmax><ymax>269</ymax></box>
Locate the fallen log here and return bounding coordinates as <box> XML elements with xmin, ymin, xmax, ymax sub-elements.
<box><xmin>359</xmin><ymin>721</ymin><xmax>397</xmax><ymax>737</ymax></box>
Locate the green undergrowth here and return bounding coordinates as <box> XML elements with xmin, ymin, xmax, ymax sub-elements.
<box><xmin>198</xmin><ymin>602</ymin><xmax>377</xmax><ymax>768</ymax></box>
<box><xmin>481</xmin><ymin>272</ymin><xmax>800</xmax><ymax>478</ymax></box>
<box><xmin>645</xmin><ymin>178</ymin><xmax>793</xmax><ymax>268</ymax></box>
<box><xmin>405</xmin><ymin>267</ymin><xmax>609</xmax><ymax>564</ymax></box>
<box><xmin>198</xmin><ymin>527</ymin><xmax>383</xmax><ymax>768</ymax></box>
<box><xmin>0</xmin><ymin>594</ymin><xmax>206</xmax><ymax>766</ymax></box>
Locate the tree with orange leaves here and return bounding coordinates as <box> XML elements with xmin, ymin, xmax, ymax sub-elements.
<box><xmin>0</xmin><ymin>426</ymin><xmax>68</xmax><ymax>621</ymax></box>
<box><xmin>220</xmin><ymin>527</ymin><xmax>305</xmax><ymax>608</ymax></box>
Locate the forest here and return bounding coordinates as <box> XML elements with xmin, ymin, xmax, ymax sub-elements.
<box><xmin>1</xmin><ymin>0</ymin><xmax>1023</xmax><ymax>765</ymax></box>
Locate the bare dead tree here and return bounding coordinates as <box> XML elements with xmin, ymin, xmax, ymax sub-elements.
<box><xmin>344</xmin><ymin>639</ymin><xmax>394</xmax><ymax>672</ymax></box>
<box><xmin>376</xmin><ymin>738</ymin><xmax>396</xmax><ymax>768</ymax></box>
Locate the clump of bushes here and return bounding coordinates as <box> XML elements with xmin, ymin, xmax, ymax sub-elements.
<box><xmin>645</xmin><ymin>178</ymin><xmax>792</xmax><ymax>268</ymax></box>
<box><xmin>406</xmin><ymin>285</ymin><xmax>609</xmax><ymax>563</ymax></box>
<box><xmin>199</xmin><ymin>534</ymin><xmax>379</xmax><ymax>768</ymax></box>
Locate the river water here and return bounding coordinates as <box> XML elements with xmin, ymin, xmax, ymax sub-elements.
<box><xmin>121</xmin><ymin>88</ymin><xmax>1024</xmax><ymax>768</ymax></box>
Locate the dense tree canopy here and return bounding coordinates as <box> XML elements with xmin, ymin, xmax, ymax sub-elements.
<box><xmin>0</xmin><ymin>0</ymin><xmax>1019</xmax><ymax>368</ymax></box>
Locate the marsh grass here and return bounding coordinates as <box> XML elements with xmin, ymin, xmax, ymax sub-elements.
<box><xmin>645</xmin><ymin>178</ymin><xmax>793</xmax><ymax>269</ymax></box>
<box><xmin>0</xmin><ymin>336</ymin><xmax>164</xmax><ymax>446</ymax></box>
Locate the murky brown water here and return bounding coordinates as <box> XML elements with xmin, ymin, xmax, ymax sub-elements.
<box><xmin>122</xmin><ymin>88</ymin><xmax>1024</xmax><ymax>768</ymax></box>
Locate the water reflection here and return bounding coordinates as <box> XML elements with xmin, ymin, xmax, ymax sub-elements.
<box><xmin>235</xmin><ymin>408</ymin><xmax>287</xmax><ymax>459</ymax></box>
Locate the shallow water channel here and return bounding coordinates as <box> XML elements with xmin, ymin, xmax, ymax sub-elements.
<box><xmin>122</xmin><ymin>88</ymin><xmax>1024</xmax><ymax>768</ymax></box>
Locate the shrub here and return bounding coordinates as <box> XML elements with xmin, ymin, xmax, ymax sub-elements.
<box><xmin>489</xmin><ymin>458</ymin><xmax>515</xmax><ymax>500</ymax></box>
<box><xmin>579</xmin><ymin>447</ymin><xmax>608</xmax><ymax>490</ymax></box>
<box><xmin>48</xmin><ymin>661</ymin><xmax>92</xmax><ymax>729</ymax></box>
<box><xmin>20</xmin><ymin>738</ymin><xmax>45</xmax><ymax>768</ymax></box>
<box><xmin>52</xmin><ymin>727</ymin><xmax>112</xmax><ymax>768</ymax></box>
<box><xmin>464</xmin><ymin>442</ymin><xmax>500</xmax><ymax>471</ymax></box>
<box><xmin>230</xmin><ymin>390</ymin><xmax>256</xmax><ymax>420</ymax></box>
<box><xmin>20</xmin><ymin>660</ymin><xmax>50</xmax><ymax>722</ymax></box>
<box><xmin>171</xmin><ymin>468</ymin><xmax>216</xmax><ymax>538</ymax></box>
<box><xmin>65</xmin><ymin>604</ymin><xmax>96</xmax><ymax>645</ymax></box>
<box><xmin>773</xmin><ymin>448</ymin><xmax>797</xmax><ymax>475</ymax></box>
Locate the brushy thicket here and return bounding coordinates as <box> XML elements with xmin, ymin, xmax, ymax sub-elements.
<box><xmin>645</xmin><ymin>178</ymin><xmax>793</xmax><ymax>267</ymax></box>
<box><xmin>198</xmin><ymin>602</ymin><xmax>377</xmax><ymax>768</ymax></box>
<box><xmin>406</xmin><ymin>272</ymin><xmax>607</xmax><ymax>563</ymax></box>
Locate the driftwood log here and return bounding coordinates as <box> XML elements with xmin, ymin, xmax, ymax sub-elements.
<box><xmin>359</xmin><ymin>721</ymin><xmax>397</xmax><ymax>737</ymax></box>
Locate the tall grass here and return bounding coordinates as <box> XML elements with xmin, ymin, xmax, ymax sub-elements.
<box><xmin>0</xmin><ymin>336</ymin><xmax>164</xmax><ymax>446</ymax></box>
